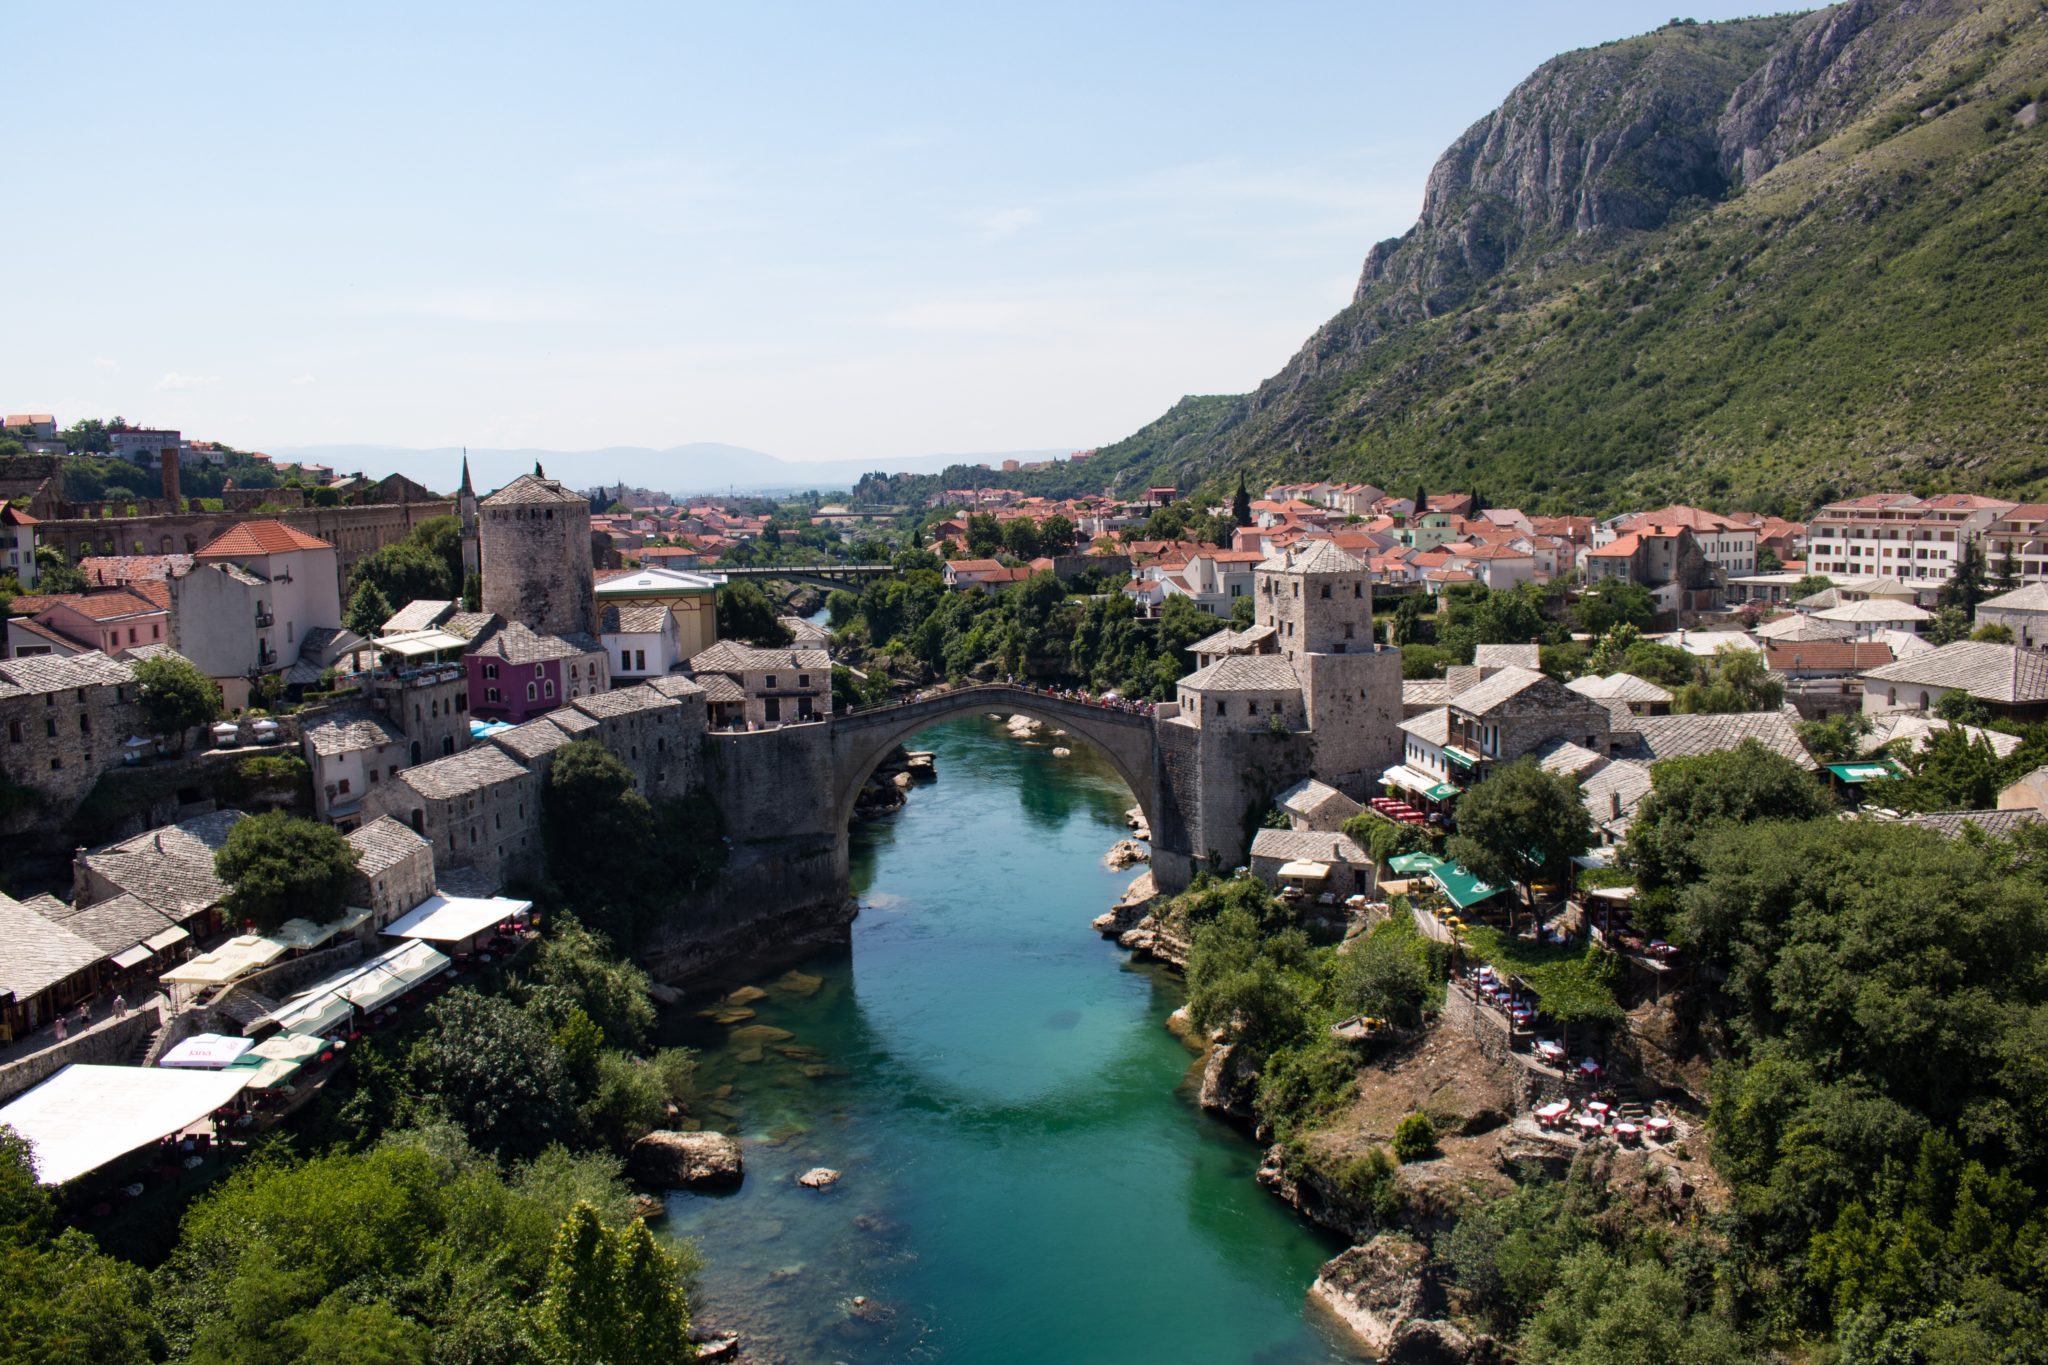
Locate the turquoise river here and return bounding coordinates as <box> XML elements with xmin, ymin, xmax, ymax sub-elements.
<box><xmin>661</xmin><ymin>714</ymin><xmax>1363</xmax><ymax>1364</ymax></box>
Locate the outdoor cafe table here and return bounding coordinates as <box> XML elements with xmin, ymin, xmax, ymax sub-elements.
<box><xmin>1587</xmin><ymin>1101</ymin><xmax>1611</xmax><ymax>1116</ymax></box>
<box><xmin>1535</xmin><ymin>1101</ymin><xmax>1570</xmax><ymax>1123</ymax></box>
<box><xmin>1575</xmin><ymin>1114</ymin><xmax>1603</xmax><ymax>1135</ymax></box>
<box><xmin>1646</xmin><ymin>1117</ymin><xmax>1674</xmax><ymax>1139</ymax></box>
<box><xmin>1615</xmin><ymin>1122</ymin><xmax>1641</xmax><ymax>1143</ymax></box>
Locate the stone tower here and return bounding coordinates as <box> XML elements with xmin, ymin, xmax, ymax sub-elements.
<box><xmin>457</xmin><ymin>450</ymin><xmax>479</xmax><ymax>581</ymax></box>
<box><xmin>478</xmin><ymin>472</ymin><xmax>596</xmax><ymax>638</ymax></box>
<box><xmin>1255</xmin><ymin>541</ymin><xmax>1403</xmax><ymax>795</ymax></box>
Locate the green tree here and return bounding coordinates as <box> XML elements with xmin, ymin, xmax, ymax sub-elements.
<box><xmin>1393</xmin><ymin>1112</ymin><xmax>1438</xmax><ymax>1162</ymax></box>
<box><xmin>1184</xmin><ymin>905</ymin><xmax>1310</xmax><ymax>1059</ymax></box>
<box><xmin>1939</xmin><ymin>538</ymin><xmax>1988</xmax><ymax>617</ymax></box>
<box><xmin>1039</xmin><ymin>514</ymin><xmax>1077</xmax><ymax>554</ymax></box>
<box><xmin>1573</xmin><ymin>580</ymin><xmax>1656</xmax><ymax>636</ymax></box>
<box><xmin>1790</xmin><ymin>573</ymin><xmax>1835</xmax><ymax>602</ymax></box>
<box><xmin>965</xmin><ymin>513</ymin><xmax>1003</xmax><ymax>558</ymax></box>
<box><xmin>0</xmin><ymin>1127</ymin><xmax>153</xmax><ymax>1365</ymax></box>
<box><xmin>1972</xmin><ymin>621</ymin><xmax>2014</xmax><ymax>643</ymax></box>
<box><xmin>1925</xmin><ymin>603</ymin><xmax>1971</xmax><ymax>646</ymax></box>
<box><xmin>1232</xmin><ymin>474</ymin><xmax>1252</xmax><ymax>527</ymax></box>
<box><xmin>1446</xmin><ymin>759</ymin><xmax>1593</xmax><ymax>917</ymax></box>
<box><xmin>1993</xmin><ymin>544</ymin><xmax>2022</xmax><ymax>594</ymax></box>
<box><xmin>214</xmin><ymin>811</ymin><xmax>358</xmax><ymax>929</ymax></box>
<box><xmin>1625</xmin><ymin>740</ymin><xmax>1834</xmax><ymax>891</ymax></box>
<box><xmin>531</xmin><ymin>1203</ymin><xmax>695</xmax><ymax>1365</ymax></box>
<box><xmin>520</xmin><ymin>917</ymin><xmax>657</xmax><ymax>1050</ymax></box>
<box><xmin>408</xmin><ymin>990</ymin><xmax>579</xmax><ymax>1159</ymax></box>
<box><xmin>1672</xmin><ymin>642</ymin><xmax>1783</xmax><ymax>713</ymax></box>
<box><xmin>1002</xmin><ymin>517</ymin><xmax>1042</xmax><ymax>559</ymax></box>
<box><xmin>132</xmin><ymin>653</ymin><xmax>221</xmax><ymax>748</ymax></box>
<box><xmin>350</xmin><ymin>539</ymin><xmax>453</xmax><ymax>607</ymax></box>
<box><xmin>1796</xmin><ymin>710</ymin><xmax>1872</xmax><ymax>763</ymax></box>
<box><xmin>1756</xmin><ymin>546</ymin><xmax>1783</xmax><ymax>572</ymax></box>
<box><xmin>33</xmin><ymin>546</ymin><xmax>86</xmax><ymax>594</ymax></box>
<box><xmin>1869</xmin><ymin>725</ymin><xmax>2006</xmax><ymax>813</ymax></box>
<box><xmin>460</xmin><ymin>570</ymin><xmax>482</xmax><ymax>612</ymax></box>
<box><xmin>410</xmin><ymin>515</ymin><xmax>466</xmax><ymax>591</ymax></box>
<box><xmin>714</xmin><ymin>580</ymin><xmax>792</xmax><ymax>646</ymax></box>
<box><xmin>345</xmin><ymin>579</ymin><xmax>394</xmax><ymax>638</ymax></box>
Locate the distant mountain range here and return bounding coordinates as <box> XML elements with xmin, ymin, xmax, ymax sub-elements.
<box><xmin>268</xmin><ymin>443</ymin><xmax>1076</xmax><ymax>499</ymax></box>
<box><xmin>1064</xmin><ymin>0</ymin><xmax>2048</xmax><ymax>515</ymax></box>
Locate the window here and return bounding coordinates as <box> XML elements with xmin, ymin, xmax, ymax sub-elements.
<box><xmin>1215</xmin><ymin>699</ymin><xmax>1227</xmax><ymax>716</ymax></box>
<box><xmin>44</xmin><ymin>718</ymin><xmax>56</xmax><ymax>738</ymax></box>
<box><xmin>369</xmin><ymin>769</ymin><xmax>380</xmax><ymax>785</ymax></box>
<box><xmin>544</xmin><ymin>679</ymin><xmax>555</xmax><ymax>698</ymax></box>
<box><xmin>337</xmin><ymin>778</ymin><xmax>351</xmax><ymax>795</ymax></box>
<box><xmin>128</xmin><ymin>627</ymin><xmax>137</xmax><ymax>644</ymax></box>
<box><xmin>767</xmin><ymin>675</ymin><xmax>778</xmax><ymax>689</ymax></box>
<box><xmin>637</xmin><ymin>650</ymin><xmax>647</xmax><ymax>672</ymax></box>
<box><xmin>1320</xmin><ymin>584</ymin><xmax>1330</xmax><ymax>599</ymax></box>
<box><xmin>485</xmin><ymin>663</ymin><xmax>499</xmax><ymax>679</ymax></box>
<box><xmin>79</xmin><ymin>715</ymin><xmax>90</xmax><ymax>735</ymax></box>
<box><xmin>487</xmin><ymin>686</ymin><xmax>500</xmax><ymax>703</ymax></box>
<box><xmin>797</xmin><ymin>672</ymin><xmax>808</xmax><ymax>687</ymax></box>
<box><xmin>49</xmin><ymin>757</ymin><xmax>61</xmax><ymax>771</ymax></box>
<box><xmin>6</xmin><ymin>721</ymin><xmax>17</xmax><ymax>742</ymax></box>
<box><xmin>526</xmin><ymin>682</ymin><xmax>538</xmax><ymax>701</ymax></box>
<box><xmin>621</xmin><ymin>649</ymin><xmax>632</xmax><ymax>670</ymax></box>
<box><xmin>1247</xmin><ymin>700</ymin><xmax>1258</xmax><ymax>714</ymax></box>
<box><xmin>571</xmin><ymin>663</ymin><xmax>579</xmax><ymax>679</ymax></box>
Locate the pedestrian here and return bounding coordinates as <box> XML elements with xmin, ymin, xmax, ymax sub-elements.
<box><xmin>52</xmin><ymin>1015</ymin><xmax>66</xmax><ymax>1042</ymax></box>
<box><xmin>76</xmin><ymin>1002</ymin><xmax>90</xmax><ymax>1029</ymax></box>
<box><xmin>113</xmin><ymin>993</ymin><xmax>128</xmax><ymax>1019</ymax></box>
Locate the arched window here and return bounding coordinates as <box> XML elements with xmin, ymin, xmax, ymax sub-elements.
<box><xmin>526</xmin><ymin>682</ymin><xmax>538</xmax><ymax>701</ymax></box>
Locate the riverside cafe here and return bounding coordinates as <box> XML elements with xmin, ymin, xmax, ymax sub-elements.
<box><xmin>1384</xmin><ymin>852</ymin><xmax>1505</xmax><ymax>917</ymax></box>
<box><xmin>158</xmin><ymin>909</ymin><xmax>374</xmax><ymax>1009</ymax></box>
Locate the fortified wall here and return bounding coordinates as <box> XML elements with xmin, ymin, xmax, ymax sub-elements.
<box><xmin>38</xmin><ymin>500</ymin><xmax>454</xmax><ymax>590</ymax></box>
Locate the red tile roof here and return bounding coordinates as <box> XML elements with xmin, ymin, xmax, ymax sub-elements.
<box><xmin>195</xmin><ymin>519</ymin><xmax>334</xmax><ymax>559</ymax></box>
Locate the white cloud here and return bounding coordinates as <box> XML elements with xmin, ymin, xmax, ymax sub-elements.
<box><xmin>155</xmin><ymin>371</ymin><xmax>220</xmax><ymax>390</ymax></box>
<box><xmin>92</xmin><ymin>356</ymin><xmax>118</xmax><ymax>369</ymax></box>
<box><xmin>960</xmin><ymin>205</ymin><xmax>1041</xmax><ymax>240</ymax></box>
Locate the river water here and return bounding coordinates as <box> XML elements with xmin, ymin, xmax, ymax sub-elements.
<box><xmin>662</xmin><ymin>715</ymin><xmax>1360</xmax><ymax>1364</ymax></box>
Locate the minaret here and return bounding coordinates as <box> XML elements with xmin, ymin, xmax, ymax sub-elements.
<box><xmin>458</xmin><ymin>448</ymin><xmax>480</xmax><ymax>580</ymax></box>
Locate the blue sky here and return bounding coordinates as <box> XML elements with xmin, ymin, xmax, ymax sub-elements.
<box><xmin>3</xmin><ymin>3</ymin><xmax>1796</xmax><ymax>465</ymax></box>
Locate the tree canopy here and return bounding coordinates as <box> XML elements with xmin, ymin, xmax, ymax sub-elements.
<box><xmin>133</xmin><ymin>653</ymin><xmax>221</xmax><ymax>742</ymax></box>
<box><xmin>713</xmin><ymin>581</ymin><xmax>792</xmax><ymax>647</ymax></box>
<box><xmin>213</xmin><ymin>811</ymin><xmax>359</xmax><ymax>930</ymax></box>
<box><xmin>1446</xmin><ymin>759</ymin><xmax>1593</xmax><ymax>913</ymax></box>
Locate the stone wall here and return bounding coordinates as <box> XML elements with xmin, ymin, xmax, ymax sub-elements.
<box><xmin>479</xmin><ymin>502</ymin><xmax>596</xmax><ymax>639</ymax></box>
<box><xmin>35</xmin><ymin>500</ymin><xmax>454</xmax><ymax>594</ymax></box>
<box><xmin>1302</xmin><ymin>648</ymin><xmax>1405</xmax><ymax>795</ymax></box>
<box><xmin>0</xmin><ymin>1001</ymin><xmax>162</xmax><ymax>1104</ymax></box>
<box><xmin>1161</xmin><ymin>720</ymin><xmax>1315</xmax><ymax>877</ymax></box>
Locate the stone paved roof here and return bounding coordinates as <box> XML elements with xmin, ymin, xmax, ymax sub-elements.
<box><xmin>1276</xmin><ymin>778</ymin><xmax>1359</xmax><ymax>820</ymax></box>
<box><xmin>0</xmin><ymin>893</ymin><xmax>105</xmax><ymax>1000</ymax></box>
<box><xmin>441</xmin><ymin>611</ymin><xmax>497</xmax><ymax>640</ymax></box>
<box><xmin>1536</xmin><ymin>739</ymin><xmax>1609</xmax><ymax>779</ymax></box>
<box><xmin>600</xmin><ymin>604</ymin><xmax>671</xmax><ymax>634</ymax></box>
<box><xmin>1446</xmin><ymin>666</ymin><xmax>1552</xmax><ymax>717</ymax></box>
<box><xmin>696</xmin><ymin>675</ymin><xmax>747</xmax><ymax>704</ymax></box>
<box><xmin>689</xmin><ymin>641</ymin><xmax>831</xmax><ymax>674</ymax></box>
<box><xmin>642</xmin><ymin>674</ymin><xmax>706</xmax><ymax>699</ymax></box>
<box><xmin>480</xmin><ymin>473</ymin><xmax>585</xmax><ymax>506</ymax></box>
<box><xmin>1621</xmin><ymin>712</ymin><xmax>1817</xmax><ymax>770</ymax></box>
<box><xmin>38</xmin><ymin>892</ymin><xmax>183</xmax><ymax>955</ymax></box>
<box><xmin>347</xmin><ymin>815</ymin><xmax>431</xmax><ymax>876</ymax></box>
<box><xmin>1755</xmin><ymin>613</ymin><xmax>1856</xmax><ymax>642</ymax></box>
<box><xmin>1900</xmin><ymin>809</ymin><xmax>2047</xmax><ymax>840</ymax></box>
<box><xmin>1581</xmin><ymin>758</ymin><xmax>1656</xmax><ymax>834</ymax></box>
<box><xmin>1249</xmin><ymin>827</ymin><xmax>1370</xmax><ymax>864</ymax></box>
<box><xmin>1399</xmin><ymin>707</ymin><xmax>1450</xmax><ymax>745</ymax></box>
<box><xmin>780</xmin><ymin>616</ymin><xmax>830</xmax><ymax>646</ymax></box>
<box><xmin>572</xmin><ymin>685</ymin><xmax>674</xmax><ymax>718</ymax></box>
<box><xmin>84</xmin><ymin>810</ymin><xmax>245</xmax><ymax>921</ymax></box>
<box><xmin>490</xmin><ymin>715</ymin><xmax>580</xmax><ymax>761</ymax></box>
<box><xmin>303</xmin><ymin>708</ymin><xmax>403</xmax><ymax>757</ymax></box>
<box><xmin>1191</xmin><ymin>624</ymin><xmax>1277</xmax><ymax>655</ymax></box>
<box><xmin>1863</xmin><ymin>714</ymin><xmax>2024</xmax><ymax>759</ymax></box>
<box><xmin>398</xmin><ymin>745</ymin><xmax>532</xmax><ymax>800</ymax></box>
<box><xmin>1263</xmin><ymin>539</ymin><xmax>1364</xmax><ymax>576</ymax></box>
<box><xmin>382</xmin><ymin>600</ymin><xmax>455</xmax><ymax>634</ymax></box>
<box><xmin>469</xmin><ymin>620</ymin><xmax>590</xmax><ymax>663</ymax></box>
<box><xmin>1178</xmin><ymin>654</ymin><xmax>1302</xmax><ymax>693</ymax></box>
<box><xmin>1401</xmin><ymin>679</ymin><xmax>1452</xmax><ymax>708</ymax></box>
<box><xmin>0</xmin><ymin>650</ymin><xmax>132</xmax><ymax>699</ymax></box>
<box><xmin>1980</xmin><ymin>582</ymin><xmax>2048</xmax><ymax>613</ymax></box>
<box><xmin>1472</xmin><ymin>643</ymin><xmax>1541</xmax><ymax>670</ymax></box>
<box><xmin>1565</xmin><ymin>673</ymin><xmax>1674</xmax><ymax>705</ymax></box>
<box><xmin>1862</xmin><ymin>642</ymin><xmax>2048</xmax><ymax>704</ymax></box>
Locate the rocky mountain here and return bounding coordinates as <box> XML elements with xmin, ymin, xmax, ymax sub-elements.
<box><xmin>1082</xmin><ymin>0</ymin><xmax>2048</xmax><ymax>515</ymax></box>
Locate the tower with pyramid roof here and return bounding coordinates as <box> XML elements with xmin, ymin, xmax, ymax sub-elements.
<box><xmin>457</xmin><ymin>449</ymin><xmax>480</xmax><ymax>581</ymax></box>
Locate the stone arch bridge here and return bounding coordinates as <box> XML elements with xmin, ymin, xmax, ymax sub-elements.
<box><xmin>828</xmin><ymin>684</ymin><xmax>1180</xmax><ymax>880</ymax></box>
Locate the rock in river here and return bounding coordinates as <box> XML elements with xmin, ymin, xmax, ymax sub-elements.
<box><xmin>1309</xmin><ymin>1233</ymin><xmax>1441</xmax><ymax>1358</ymax></box>
<box><xmin>798</xmin><ymin>1166</ymin><xmax>843</xmax><ymax>1188</ymax></box>
<box><xmin>629</xmin><ymin>1130</ymin><xmax>744</xmax><ymax>1190</ymax></box>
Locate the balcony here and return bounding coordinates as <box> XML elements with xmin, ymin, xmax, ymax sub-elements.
<box><xmin>254</xmin><ymin>611</ymin><xmax>275</xmax><ymax>629</ymax></box>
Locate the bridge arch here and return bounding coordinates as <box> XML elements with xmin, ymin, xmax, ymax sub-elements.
<box><xmin>828</xmin><ymin>685</ymin><xmax>1163</xmax><ymax>848</ymax></box>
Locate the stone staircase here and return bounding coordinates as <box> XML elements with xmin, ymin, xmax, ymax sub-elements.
<box><xmin>1609</xmin><ymin>1077</ymin><xmax>1650</xmax><ymax>1124</ymax></box>
<box><xmin>126</xmin><ymin>1019</ymin><xmax>166</xmax><ymax>1066</ymax></box>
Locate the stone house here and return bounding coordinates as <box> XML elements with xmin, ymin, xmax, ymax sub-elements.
<box><xmin>0</xmin><ymin>504</ymin><xmax>39</xmax><ymax>588</ymax></box>
<box><xmin>1975</xmin><ymin>583</ymin><xmax>2048</xmax><ymax>650</ymax></box>
<box><xmin>363</xmin><ymin>744</ymin><xmax>542</xmax><ymax>893</ymax></box>
<box><xmin>0</xmin><ymin>651</ymin><xmax>159</xmax><ymax>828</ymax></box>
<box><xmin>1861</xmin><ymin>641</ymin><xmax>2048</xmax><ymax>722</ymax></box>
<box><xmin>1583</xmin><ymin>524</ymin><xmax>1719</xmax><ymax>616</ymax></box>
<box><xmin>1444</xmin><ymin>667</ymin><xmax>1613</xmax><ymax>774</ymax></box>
<box><xmin>1276</xmin><ymin>777</ymin><xmax>1362</xmax><ymax>831</ymax></box>
<box><xmin>346</xmin><ymin>816</ymin><xmax>436</xmax><ymax>929</ymax></box>
<box><xmin>301</xmin><ymin>708</ymin><xmax>408</xmax><ymax>829</ymax></box>
<box><xmin>1248</xmin><ymin>828</ymin><xmax>1376</xmax><ymax>901</ymax></box>
<box><xmin>0</xmin><ymin>894</ymin><xmax>105</xmax><ymax>1040</ymax></box>
<box><xmin>73</xmin><ymin>809</ymin><xmax>245</xmax><ymax>940</ymax></box>
<box><xmin>571</xmin><ymin>682</ymin><xmax>705</xmax><ymax>796</ymax></box>
<box><xmin>688</xmin><ymin>641</ymin><xmax>829</xmax><ymax>727</ymax></box>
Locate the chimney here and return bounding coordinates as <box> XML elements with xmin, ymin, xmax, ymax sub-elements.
<box><xmin>71</xmin><ymin>847</ymin><xmax>90</xmax><ymax>907</ymax></box>
<box><xmin>160</xmin><ymin>446</ymin><xmax>182</xmax><ymax>512</ymax></box>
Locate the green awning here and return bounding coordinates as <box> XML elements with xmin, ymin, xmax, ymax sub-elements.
<box><xmin>1426</xmin><ymin>782</ymin><xmax>1460</xmax><ymax>801</ymax></box>
<box><xmin>1430</xmin><ymin>863</ymin><xmax>1505</xmax><ymax>910</ymax></box>
<box><xmin>1387</xmin><ymin>852</ymin><xmax>1445</xmax><ymax>875</ymax></box>
<box><xmin>1442</xmin><ymin>748</ymin><xmax>1478</xmax><ymax>770</ymax></box>
<box><xmin>1826</xmin><ymin>759</ymin><xmax>1904</xmax><ymax>784</ymax></box>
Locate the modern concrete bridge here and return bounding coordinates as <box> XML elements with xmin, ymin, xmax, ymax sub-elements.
<box><xmin>715</xmin><ymin>563</ymin><xmax>895</xmax><ymax>593</ymax></box>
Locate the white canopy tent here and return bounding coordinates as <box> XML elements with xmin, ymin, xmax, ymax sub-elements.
<box><xmin>159</xmin><ymin>1033</ymin><xmax>256</xmax><ymax>1069</ymax></box>
<box><xmin>0</xmin><ymin>1064</ymin><xmax>252</xmax><ymax>1185</ymax></box>
<box><xmin>261</xmin><ymin>940</ymin><xmax>452</xmax><ymax>1036</ymax></box>
<box><xmin>380</xmin><ymin>894</ymin><xmax>531</xmax><ymax>946</ymax></box>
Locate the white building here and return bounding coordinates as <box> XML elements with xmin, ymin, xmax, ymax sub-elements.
<box><xmin>302</xmin><ymin>709</ymin><xmax>408</xmax><ymax>830</ymax></box>
<box><xmin>1806</xmin><ymin>494</ymin><xmax>2017</xmax><ymax>591</ymax></box>
<box><xmin>0</xmin><ymin>506</ymin><xmax>38</xmax><ymax>589</ymax></box>
<box><xmin>1614</xmin><ymin>505</ymin><xmax>1759</xmax><ymax>577</ymax></box>
<box><xmin>108</xmin><ymin>428</ymin><xmax>181</xmax><ymax>467</ymax></box>
<box><xmin>169</xmin><ymin>520</ymin><xmax>343</xmax><ymax>709</ymax></box>
<box><xmin>600</xmin><ymin>603</ymin><xmax>685</xmax><ymax>680</ymax></box>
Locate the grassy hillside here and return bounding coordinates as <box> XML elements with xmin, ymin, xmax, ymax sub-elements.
<box><xmin>1077</xmin><ymin>2</ymin><xmax>2048</xmax><ymax>517</ymax></box>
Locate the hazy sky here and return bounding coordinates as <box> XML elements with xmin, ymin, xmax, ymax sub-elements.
<box><xmin>4</xmin><ymin>3</ymin><xmax>1792</xmax><ymax>463</ymax></box>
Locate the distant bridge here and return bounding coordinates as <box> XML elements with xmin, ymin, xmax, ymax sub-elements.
<box><xmin>714</xmin><ymin>563</ymin><xmax>895</xmax><ymax>593</ymax></box>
